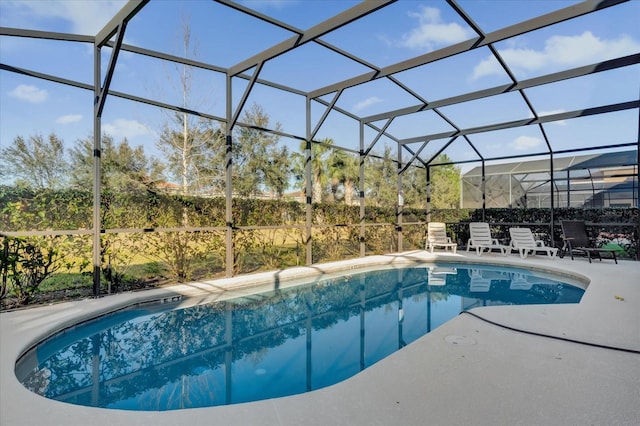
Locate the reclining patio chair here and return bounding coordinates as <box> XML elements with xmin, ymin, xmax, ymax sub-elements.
<box><xmin>426</xmin><ymin>222</ymin><xmax>457</xmax><ymax>254</ymax></box>
<box><xmin>466</xmin><ymin>222</ymin><xmax>510</xmax><ymax>256</ymax></box>
<box><xmin>560</xmin><ymin>220</ymin><xmax>618</xmax><ymax>264</ymax></box>
<box><xmin>509</xmin><ymin>227</ymin><xmax>558</xmax><ymax>259</ymax></box>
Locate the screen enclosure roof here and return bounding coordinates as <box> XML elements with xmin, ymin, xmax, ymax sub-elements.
<box><xmin>1</xmin><ymin>0</ymin><xmax>638</xmax><ymax>171</ymax></box>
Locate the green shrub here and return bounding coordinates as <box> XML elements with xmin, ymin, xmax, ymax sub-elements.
<box><xmin>1</xmin><ymin>236</ymin><xmax>88</xmax><ymax>306</ymax></box>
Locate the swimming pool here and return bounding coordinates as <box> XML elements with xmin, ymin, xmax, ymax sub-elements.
<box><xmin>17</xmin><ymin>263</ymin><xmax>584</xmax><ymax>411</ymax></box>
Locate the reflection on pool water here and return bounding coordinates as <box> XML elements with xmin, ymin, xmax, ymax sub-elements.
<box><xmin>18</xmin><ymin>263</ymin><xmax>584</xmax><ymax>411</ymax></box>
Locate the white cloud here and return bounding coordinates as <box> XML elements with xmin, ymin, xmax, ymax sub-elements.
<box><xmin>545</xmin><ymin>31</ymin><xmax>638</xmax><ymax>66</ymax></box>
<box><xmin>472</xmin><ymin>31</ymin><xmax>640</xmax><ymax>79</ymax></box>
<box><xmin>510</xmin><ymin>136</ymin><xmax>542</xmax><ymax>151</ymax></box>
<box><xmin>471</xmin><ymin>49</ymin><xmax>546</xmax><ymax>80</ymax></box>
<box><xmin>10</xmin><ymin>84</ymin><xmax>48</xmax><ymax>103</ymax></box>
<box><xmin>400</xmin><ymin>6</ymin><xmax>472</xmax><ymax>50</ymax></box>
<box><xmin>56</xmin><ymin>114</ymin><xmax>83</xmax><ymax>124</ymax></box>
<box><xmin>7</xmin><ymin>0</ymin><xmax>127</xmax><ymax>35</ymax></box>
<box><xmin>353</xmin><ymin>96</ymin><xmax>382</xmax><ymax>112</ymax></box>
<box><xmin>102</xmin><ymin>119</ymin><xmax>151</xmax><ymax>140</ymax></box>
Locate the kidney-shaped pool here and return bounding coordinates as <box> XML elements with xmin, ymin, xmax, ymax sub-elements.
<box><xmin>17</xmin><ymin>263</ymin><xmax>585</xmax><ymax>411</ymax></box>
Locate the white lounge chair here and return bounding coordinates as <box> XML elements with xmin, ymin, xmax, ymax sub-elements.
<box><xmin>466</xmin><ymin>222</ymin><xmax>510</xmax><ymax>256</ymax></box>
<box><xmin>426</xmin><ymin>222</ymin><xmax>457</xmax><ymax>254</ymax></box>
<box><xmin>509</xmin><ymin>227</ymin><xmax>558</xmax><ymax>259</ymax></box>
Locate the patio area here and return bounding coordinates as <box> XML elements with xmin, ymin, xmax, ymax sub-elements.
<box><xmin>2</xmin><ymin>2</ymin><xmax>638</xmax><ymax>424</ymax></box>
<box><xmin>1</xmin><ymin>251</ymin><xmax>638</xmax><ymax>426</ymax></box>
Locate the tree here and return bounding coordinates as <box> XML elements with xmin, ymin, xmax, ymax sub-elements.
<box><xmin>232</xmin><ymin>103</ymin><xmax>290</xmax><ymax>198</ymax></box>
<box><xmin>69</xmin><ymin>134</ymin><xmax>164</xmax><ymax>192</ymax></box>
<box><xmin>68</xmin><ymin>134</ymin><xmax>165</xmax><ymax>289</ymax></box>
<box><xmin>158</xmin><ymin>116</ymin><xmax>225</xmax><ymax>195</ymax></box>
<box><xmin>401</xmin><ymin>163</ymin><xmax>427</xmax><ymax>208</ymax></box>
<box><xmin>365</xmin><ymin>145</ymin><xmax>397</xmax><ymax>207</ymax></box>
<box><xmin>430</xmin><ymin>154</ymin><xmax>461</xmax><ymax>209</ymax></box>
<box><xmin>0</xmin><ymin>133</ymin><xmax>69</xmax><ymax>189</ymax></box>
<box><xmin>154</xmin><ymin>11</ymin><xmax>226</xmax><ymax>197</ymax></box>
<box><xmin>263</xmin><ymin>144</ymin><xmax>290</xmax><ymax>198</ymax></box>
<box><xmin>143</xmin><ymin>12</ymin><xmax>229</xmax><ymax>282</ymax></box>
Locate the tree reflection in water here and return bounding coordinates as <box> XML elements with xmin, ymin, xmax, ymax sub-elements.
<box><xmin>19</xmin><ymin>264</ymin><xmax>583</xmax><ymax>411</ymax></box>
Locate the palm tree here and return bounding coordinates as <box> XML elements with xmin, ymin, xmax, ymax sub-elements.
<box><xmin>365</xmin><ymin>145</ymin><xmax>396</xmax><ymax>207</ymax></box>
<box><xmin>327</xmin><ymin>148</ymin><xmax>359</xmax><ymax>204</ymax></box>
<box><xmin>292</xmin><ymin>138</ymin><xmax>333</xmax><ymax>203</ymax></box>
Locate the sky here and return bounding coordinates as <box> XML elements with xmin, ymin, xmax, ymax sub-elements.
<box><xmin>1</xmin><ymin>0</ymin><xmax>639</xmax><ymax>180</ymax></box>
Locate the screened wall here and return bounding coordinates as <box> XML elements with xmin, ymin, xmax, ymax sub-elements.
<box><xmin>462</xmin><ymin>150</ymin><xmax>639</xmax><ymax>208</ymax></box>
<box><xmin>1</xmin><ymin>0</ymin><xmax>639</xmax><ymax>299</ymax></box>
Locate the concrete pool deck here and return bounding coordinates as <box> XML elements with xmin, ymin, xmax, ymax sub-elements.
<box><xmin>1</xmin><ymin>251</ymin><xmax>638</xmax><ymax>426</ymax></box>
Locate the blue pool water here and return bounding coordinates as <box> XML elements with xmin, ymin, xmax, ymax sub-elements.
<box><xmin>18</xmin><ymin>263</ymin><xmax>584</xmax><ymax>411</ymax></box>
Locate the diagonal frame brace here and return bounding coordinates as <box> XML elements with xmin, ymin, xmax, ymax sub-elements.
<box><xmin>363</xmin><ymin>118</ymin><xmax>394</xmax><ymax>158</ymax></box>
<box><xmin>230</xmin><ymin>61</ymin><xmax>265</xmax><ymax>130</ymax></box>
<box><xmin>310</xmin><ymin>90</ymin><xmax>343</xmax><ymax>141</ymax></box>
<box><xmin>399</xmin><ymin>141</ymin><xmax>430</xmax><ymax>175</ymax></box>
<box><xmin>96</xmin><ymin>21</ymin><xmax>127</xmax><ymax>118</ymax></box>
<box><xmin>425</xmin><ymin>135</ymin><xmax>459</xmax><ymax>167</ymax></box>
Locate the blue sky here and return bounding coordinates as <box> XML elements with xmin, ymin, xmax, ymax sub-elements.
<box><xmin>1</xmin><ymin>0</ymin><xmax>639</xmax><ymax>178</ymax></box>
